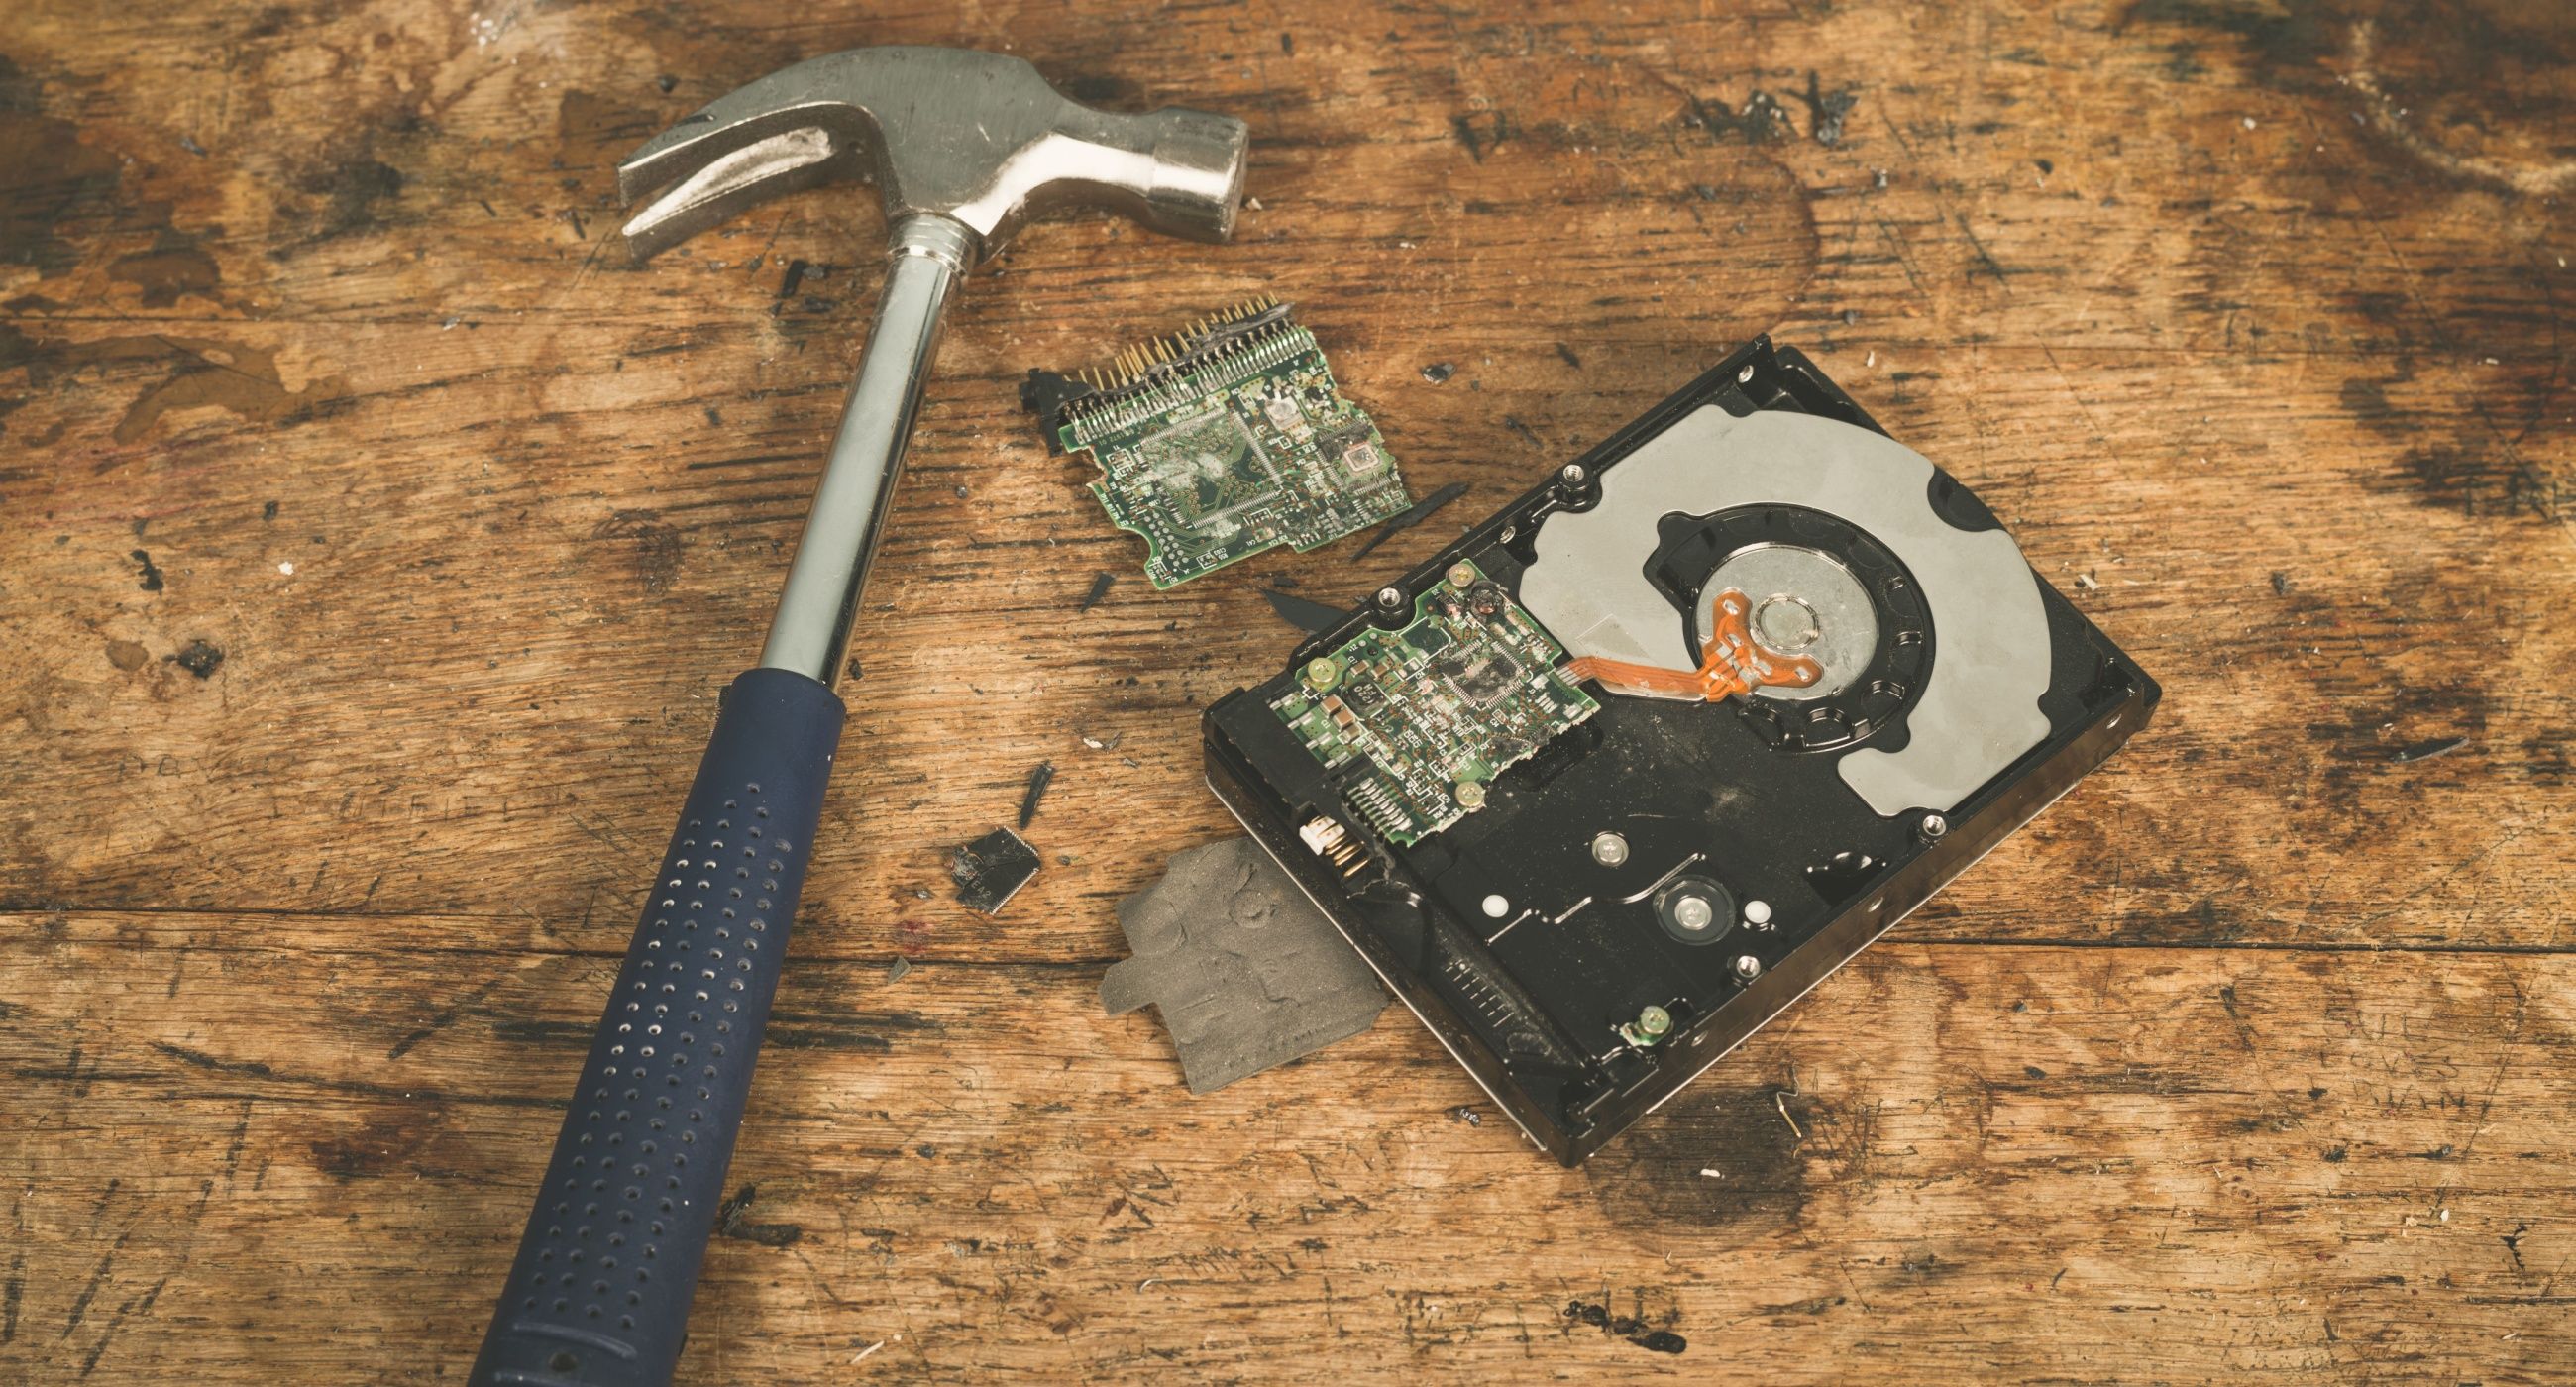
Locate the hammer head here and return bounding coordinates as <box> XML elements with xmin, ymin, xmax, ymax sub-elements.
<box><xmin>616</xmin><ymin>47</ymin><xmax>1250</xmax><ymax>264</ymax></box>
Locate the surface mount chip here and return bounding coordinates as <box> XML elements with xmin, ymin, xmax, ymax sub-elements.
<box><xmin>1040</xmin><ymin>298</ymin><xmax>1411</xmax><ymax>588</ymax></box>
<box><xmin>1269</xmin><ymin>560</ymin><xmax>1598</xmax><ymax>846</ymax></box>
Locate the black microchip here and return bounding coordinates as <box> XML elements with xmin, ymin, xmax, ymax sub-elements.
<box><xmin>951</xmin><ymin>827</ymin><xmax>1040</xmax><ymax>914</ymax></box>
<box><xmin>1438</xmin><ymin>645</ymin><xmax>1525</xmax><ymax>707</ymax></box>
<box><xmin>1315</xmin><ymin>423</ymin><xmax>1386</xmax><ymax>475</ymax></box>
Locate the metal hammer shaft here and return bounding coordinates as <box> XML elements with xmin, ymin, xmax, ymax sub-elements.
<box><xmin>759</xmin><ymin>215</ymin><xmax>970</xmax><ymax>682</ymax></box>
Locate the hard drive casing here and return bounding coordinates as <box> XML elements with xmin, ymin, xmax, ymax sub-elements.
<box><xmin>1203</xmin><ymin>338</ymin><xmax>2159</xmax><ymax>1164</ymax></box>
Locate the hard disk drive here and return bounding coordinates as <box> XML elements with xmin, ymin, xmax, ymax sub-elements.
<box><xmin>1203</xmin><ymin>338</ymin><xmax>2159</xmax><ymax>1164</ymax></box>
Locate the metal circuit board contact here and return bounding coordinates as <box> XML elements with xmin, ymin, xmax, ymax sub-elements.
<box><xmin>1268</xmin><ymin>560</ymin><xmax>1598</xmax><ymax>846</ymax></box>
<box><xmin>1044</xmin><ymin>297</ymin><xmax>1411</xmax><ymax>587</ymax></box>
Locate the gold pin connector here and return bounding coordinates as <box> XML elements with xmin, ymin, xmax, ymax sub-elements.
<box><xmin>1061</xmin><ymin>295</ymin><xmax>1296</xmax><ymax>394</ymax></box>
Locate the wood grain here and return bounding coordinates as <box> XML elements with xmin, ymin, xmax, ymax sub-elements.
<box><xmin>1</xmin><ymin>0</ymin><xmax>2572</xmax><ymax>1380</ymax></box>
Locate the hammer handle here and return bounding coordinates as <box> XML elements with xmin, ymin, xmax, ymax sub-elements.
<box><xmin>472</xmin><ymin>667</ymin><xmax>843</xmax><ymax>1387</ymax></box>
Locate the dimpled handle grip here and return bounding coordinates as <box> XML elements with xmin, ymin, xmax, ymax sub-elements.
<box><xmin>472</xmin><ymin>667</ymin><xmax>844</xmax><ymax>1387</ymax></box>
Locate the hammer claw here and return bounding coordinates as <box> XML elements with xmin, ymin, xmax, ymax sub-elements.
<box><xmin>617</xmin><ymin>125</ymin><xmax>851</xmax><ymax>263</ymax></box>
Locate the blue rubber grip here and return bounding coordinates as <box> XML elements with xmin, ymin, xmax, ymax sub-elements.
<box><xmin>472</xmin><ymin>667</ymin><xmax>844</xmax><ymax>1387</ymax></box>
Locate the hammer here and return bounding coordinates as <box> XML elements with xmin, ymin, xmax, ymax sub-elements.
<box><xmin>471</xmin><ymin>48</ymin><xmax>1247</xmax><ymax>1386</ymax></box>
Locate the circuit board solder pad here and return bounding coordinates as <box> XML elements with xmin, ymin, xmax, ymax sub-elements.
<box><xmin>1055</xmin><ymin>298</ymin><xmax>1410</xmax><ymax>588</ymax></box>
<box><xmin>1270</xmin><ymin>561</ymin><xmax>1598</xmax><ymax>845</ymax></box>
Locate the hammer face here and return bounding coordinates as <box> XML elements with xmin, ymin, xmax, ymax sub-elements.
<box><xmin>615</xmin><ymin>46</ymin><xmax>1249</xmax><ymax>263</ymax></box>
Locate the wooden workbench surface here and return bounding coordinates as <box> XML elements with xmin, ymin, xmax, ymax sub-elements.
<box><xmin>4</xmin><ymin>1</ymin><xmax>2572</xmax><ymax>1380</ymax></box>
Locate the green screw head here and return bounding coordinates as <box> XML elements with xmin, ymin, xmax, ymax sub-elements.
<box><xmin>1637</xmin><ymin>1005</ymin><xmax>1672</xmax><ymax>1040</ymax></box>
<box><xmin>1447</xmin><ymin>561</ymin><xmax>1477</xmax><ymax>588</ymax></box>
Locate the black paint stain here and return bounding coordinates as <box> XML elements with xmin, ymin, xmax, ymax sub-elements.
<box><xmin>1584</xmin><ymin>1085</ymin><xmax>1809</xmax><ymax>1236</ymax></box>
<box><xmin>590</xmin><ymin>508</ymin><xmax>682</xmax><ymax>592</ymax></box>
<box><xmin>129</xmin><ymin>549</ymin><xmax>163</xmax><ymax>591</ymax></box>
<box><xmin>385</xmin><ymin>972</ymin><xmax>511</xmax><ymax>1060</ymax></box>
<box><xmin>109</xmin><ymin>228</ymin><xmax>221</xmax><ymax>309</ymax></box>
<box><xmin>0</xmin><ymin>59</ymin><xmax>123</xmax><ymax>276</ymax></box>
<box><xmin>1451</xmin><ymin>110</ymin><xmax>1508</xmax><ymax>162</ymax></box>
<box><xmin>1682</xmin><ymin>88</ymin><xmax>1791</xmax><ymax>145</ymax></box>
<box><xmin>302</xmin><ymin>158</ymin><xmax>404</xmax><ymax>240</ymax></box>
<box><xmin>308</xmin><ymin>1107</ymin><xmax>436</xmax><ymax>1179</ymax></box>
<box><xmin>2339</xmin><ymin>377</ymin><xmax>2402</xmax><ymax>437</ymax></box>
<box><xmin>2115</xmin><ymin>0</ymin><xmax>2342</xmax><ymax>71</ymax></box>
<box><xmin>716</xmin><ymin>1184</ymin><xmax>803</xmax><ymax>1247</ymax></box>
<box><xmin>2393</xmin><ymin>447</ymin><xmax>2564</xmax><ymax>522</ymax></box>
<box><xmin>1563</xmin><ymin>1300</ymin><xmax>1687</xmax><ymax>1354</ymax></box>
<box><xmin>167</xmin><ymin>640</ymin><xmax>224</xmax><ymax>679</ymax></box>
<box><xmin>1796</xmin><ymin>71</ymin><xmax>1860</xmax><ymax>147</ymax></box>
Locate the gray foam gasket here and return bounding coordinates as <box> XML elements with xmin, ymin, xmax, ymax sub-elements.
<box><xmin>1102</xmin><ymin>835</ymin><xmax>1389</xmax><ymax>1094</ymax></box>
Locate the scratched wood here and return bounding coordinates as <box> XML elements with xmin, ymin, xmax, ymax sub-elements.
<box><xmin>1</xmin><ymin>0</ymin><xmax>2571</xmax><ymax>1380</ymax></box>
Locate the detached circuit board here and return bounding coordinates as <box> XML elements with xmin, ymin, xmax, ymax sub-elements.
<box><xmin>1270</xmin><ymin>561</ymin><xmax>1598</xmax><ymax>845</ymax></box>
<box><xmin>1048</xmin><ymin>297</ymin><xmax>1411</xmax><ymax>587</ymax></box>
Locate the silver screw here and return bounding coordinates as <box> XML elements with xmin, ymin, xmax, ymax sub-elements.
<box><xmin>1742</xmin><ymin>899</ymin><xmax>1772</xmax><ymax>927</ymax></box>
<box><xmin>1481</xmin><ymin>893</ymin><xmax>1510</xmax><ymax>918</ymax></box>
<box><xmin>1590</xmin><ymin>831</ymin><xmax>1630</xmax><ymax>867</ymax></box>
<box><xmin>1919</xmin><ymin>813</ymin><xmax>1949</xmax><ymax>842</ymax></box>
<box><xmin>1737</xmin><ymin>363</ymin><xmax>1756</xmax><ymax>383</ymax></box>
<box><xmin>1636</xmin><ymin>1005</ymin><xmax>1671</xmax><ymax>1039</ymax></box>
<box><xmin>1731</xmin><ymin>954</ymin><xmax>1763</xmax><ymax>983</ymax></box>
<box><xmin>1672</xmin><ymin>893</ymin><xmax>1716</xmax><ymax>933</ymax></box>
<box><xmin>1559</xmin><ymin>463</ymin><xmax>1587</xmax><ymax>486</ymax></box>
<box><xmin>1376</xmin><ymin>586</ymin><xmax>1405</xmax><ymax>610</ymax></box>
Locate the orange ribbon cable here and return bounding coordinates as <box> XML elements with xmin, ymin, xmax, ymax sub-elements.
<box><xmin>1563</xmin><ymin>589</ymin><xmax>1825</xmax><ymax>700</ymax></box>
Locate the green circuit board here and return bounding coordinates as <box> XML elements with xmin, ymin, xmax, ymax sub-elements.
<box><xmin>1056</xmin><ymin>298</ymin><xmax>1410</xmax><ymax>588</ymax></box>
<box><xmin>1270</xmin><ymin>561</ymin><xmax>1598</xmax><ymax>846</ymax></box>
